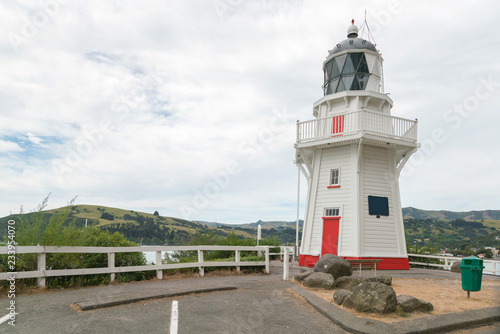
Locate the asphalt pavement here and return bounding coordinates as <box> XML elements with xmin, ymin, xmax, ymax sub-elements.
<box><xmin>0</xmin><ymin>261</ymin><xmax>498</xmax><ymax>334</ymax></box>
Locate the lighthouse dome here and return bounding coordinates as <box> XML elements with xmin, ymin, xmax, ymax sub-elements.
<box><xmin>323</xmin><ymin>22</ymin><xmax>383</xmax><ymax>96</ymax></box>
<box><xmin>329</xmin><ymin>37</ymin><xmax>377</xmax><ymax>56</ymax></box>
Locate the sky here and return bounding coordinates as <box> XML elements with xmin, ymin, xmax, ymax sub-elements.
<box><xmin>1</xmin><ymin>0</ymin><xmax>499</xmax><ymax>224</ymax></box>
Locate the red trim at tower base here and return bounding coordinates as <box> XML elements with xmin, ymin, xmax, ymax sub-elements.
<box><xmin>299</xmin><ymin>255</ymin><xmax>410</xmax><ymax>270</ymax></box>
<box><xmin>299</xmin><ymin>255</ymin><xmax>319</xmax><ymax>268</ymax></box>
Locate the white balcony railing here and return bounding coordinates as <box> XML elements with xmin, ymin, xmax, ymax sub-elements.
<box><xmin>296</xmin><ymin>110</ymin><xmax>418</xmax><ymax>145</ymax></box>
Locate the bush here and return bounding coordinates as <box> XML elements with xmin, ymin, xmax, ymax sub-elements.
<box><xmin>100</xmin><ymin>212</ymin><xmax>114</xmax><ymax>220</ymax></box>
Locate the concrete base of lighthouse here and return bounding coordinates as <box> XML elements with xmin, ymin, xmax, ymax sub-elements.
<box><xmin>299</xmin><ymin>255</ymin><xmax>410</xmax><ymax>270</ymax></box>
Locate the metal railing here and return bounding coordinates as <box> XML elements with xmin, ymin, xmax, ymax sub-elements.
<box><xmin>297</xmin><ymin>110</ymin><xmax>418</xmax><ymax>144</ymax></box>
<box><xmin>0</xmin><ymin>245</ymin><xmax>270</xmax><ymax>288</ymax></box>
<box><xmin>408</xmin><ymin>253</ymin><xmax>499</xmax><ymax>275</ymax></box>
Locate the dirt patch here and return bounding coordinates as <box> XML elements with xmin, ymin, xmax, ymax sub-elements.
<box><xmin>300</xmin><ymin>278</ymin><xmax>500</xmax><ymax>323</ymax></box>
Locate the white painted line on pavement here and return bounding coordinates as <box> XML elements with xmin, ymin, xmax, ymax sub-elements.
<box><xmin>0</xmin><ymin>314</ymin><xmax>11</xmax><ymax>325</ymax></box>
<box><xmin>170</xmin><ymin>300</ymin><xmax>178</xmax><ymax>334</ymax></box>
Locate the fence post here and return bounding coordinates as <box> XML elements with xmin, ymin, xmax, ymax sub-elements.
<box><xmin>108</xmin><ymin>252</ymin><xmax>115</xmax><ymax>283</ymax></box>
<box><xmin>156</xmin><ymin>250</ymin><xmax>163</xmax><ymax>280</ymax></box>
<box><xmin>235</xmin><ymin>249</ymin><xmax>241</xmax><ymax>272</ymax></box>
<box><xmin>198</xmin><ymin>249</ymin><xmax>204</xmax><ymax>277</ymax></box>
<box><xmin>37</xmin><ymin>252</ymin><xmax>46</xmax><ymax>288</ymax></box>
<box><xmin>265</xmin><ymin>246</ymin><xmax>270</xmax><ymax>274</ymax></box>
<box><xmin>283</xmin><ymin>247</ymin><xmax>289</xmax><ymax>281</ymax></box>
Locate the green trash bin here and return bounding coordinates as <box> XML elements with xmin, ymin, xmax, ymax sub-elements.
<box><xmin>459</xmin><ymin>256</ymin><xmax>484</xmax><ymax>293</ymax></box>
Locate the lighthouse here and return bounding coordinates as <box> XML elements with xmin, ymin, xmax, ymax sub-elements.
<box><xmin>295</xmin><ymin>21</ymin><xmax>420</xmax><ymax>269</ymax></box>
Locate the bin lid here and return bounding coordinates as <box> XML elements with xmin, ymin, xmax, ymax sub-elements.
<box><xmin>461</xmin><ymin>256</ymin><xmax>483</xmax><ymax>266</ymax></box>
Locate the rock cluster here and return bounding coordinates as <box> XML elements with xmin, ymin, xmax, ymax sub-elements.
<box><xmin>294</xmin><ymin>255</ymin><xmax>434</xmax><ymax>316</ymax></box>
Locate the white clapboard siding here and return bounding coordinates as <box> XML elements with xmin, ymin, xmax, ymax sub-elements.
<box><xmin>361</xmin><ymin>145</ymin><xmax>399</xmax><ymax>256</ymax></box>
<box><xmin>308</xmin><ymin>145</ymin><xmax>352</xmax><ymax>255</ymax></box>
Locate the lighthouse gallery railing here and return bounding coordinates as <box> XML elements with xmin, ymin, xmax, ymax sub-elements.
<box><xmin>296</xmin><ymin>110</ymin><xmax>418</xmax><ymax>144</ymax></box>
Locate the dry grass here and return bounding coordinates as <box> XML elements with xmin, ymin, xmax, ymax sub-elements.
<box><xmin>301</xmin><ymin>278</ymin><xmax>500</xmax><ymax>323</ymax></box>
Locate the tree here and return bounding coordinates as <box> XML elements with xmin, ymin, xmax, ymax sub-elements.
<box><xmin>154</xmin><ymin>211</ymin><xmax>159</xmax><ymax>216</ymax></box>
<box><xmin>100</xmin><ymin>212</ymin><xmax>114</xmax><ymax>220</ymax></box>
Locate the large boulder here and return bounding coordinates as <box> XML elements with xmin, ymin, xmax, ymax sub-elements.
<box><xmin>333</xmin><ymin>289</ymin><xmax>352</xmax><ymax>305</ymax></box>
<box><xmin>361</xmin><ymin>275</ymin><xmax>392</xmax><ymax>286</ymax></box>
<box><xmin>451</xmin><ymin>262</ymin><xmax>461</xmax><ymax>273</ymax></box>
<box><xmin>294</xmin><ymin>271</ymin><xmax>312</xmax><ymax>283</ymax></box>
<box><xmin>303</xmin><ymin>272</ymin><xmax>335</xmax><ymax>290</ymax></box>
<box><xmin>313</xmin><ymin>254</ymin><xmax>353</xmax><ymax>279</ymax></box>
<box><xmin>397</xmin><ymin>295</ymin><xmax>434</xmax><ymax>312</ymax></box>
<box><xmin>334</xmin><ymin>276</ymin><xmax>361</xmax><ymax>290</ymax></box>
<box><xmin>343</xmin><ymin>282</ymin><xmax>397</xmax><ymax>313</ymax></box>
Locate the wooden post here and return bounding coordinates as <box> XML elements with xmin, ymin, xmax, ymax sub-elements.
<box><xmin>283</xmin><ymin>247</ymin><xmax>289</xmax><ymax>281</ymax></box>
<box><xmin>235</xmin><ymin>249</ymin><xmax>241</xmax><ymax>272</ymax></box>
<box><xmin>108</xmin><ymin>252</ymin><xmax>115</xmax><ymax>283</ymax></box>
<box><xmin>156</xmin><ymin>251</ymin><xmax>163</xmax><ymax>280</ymax></box>
<box><xmin>265</xmin><ymin>246</ymin><xmax>270</xmax><ymax>274</ymax></box>
<box><xmin>37</xmin><ymin>252</ymin><xmax>46</xmax><ymax>288</ymax></box>
<box><xmin>198</xmin><ymin>249</ymin><xmax>204</xmax><ymax>277</ymax></box>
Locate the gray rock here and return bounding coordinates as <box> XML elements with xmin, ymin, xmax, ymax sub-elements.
<box><xmin>397</xmin><ymin>295</ymin><xmax>434</xmax><ymax>312</ymax></box>
<box><xmin>361</xmin><ymin>275</ymin><xmax>392</xmax><ymax>286</ymax></box>
<box><xmin>313</xmin><ymin>254</ymin><xmax>353</xmax><ymax>279</ymax></box>
<box><xmin>333</xmin><ymin>289</ymin><xmax>352</xmax><ymax>305</ymax></box>
<box><xmin>397</xmin><ymin>295</ymin><xmax>421</xmax><ymax>312</ymax></box>
<box><xmin>343</xmin><ymin>282</ymin><xmax>397</xmax><ymax>313</ymax></box>
<box><xmin>417</xmin><ymin>299</ymin><xmax>434</xmax><ymax>312</ymax></box>
<box><xmin>334</xmin><ymin>276</ymin><xmax>361</xmax><ymax>290</ymax></box>
<box><xmin>294</xmin><ymin>271</ymin><xmax>312</xmax><ymax>283</ymax></box>
<box><xmin>303</xmin><ymin>272</ymin><xmax>335</xmax><ymax>290</ymax></box>
<box><xmin>451</xmin><ymin>262</ymin><xmax>461</xmax><ymax>273</ymax></box>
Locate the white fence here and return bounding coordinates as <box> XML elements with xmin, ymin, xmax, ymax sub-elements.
<box><xmin>408</xmin><ymin>253</ymin><xmax>499</xmax><ymax>275</ymax></box>
<box><xmin>0</xmin><ymin>245</ymin><xmax>270</xmax><ymax>288</ymax></box>
<box><xmin>297</xmin><ymin>110</ymin><xmax>418</xmax><ymax>144</ymax></box>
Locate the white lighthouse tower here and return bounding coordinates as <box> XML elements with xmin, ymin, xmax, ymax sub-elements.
<box><xmin>295</xmin><ymin>21</ymin><xmax>420</xmax><ymax>269</ymax></box>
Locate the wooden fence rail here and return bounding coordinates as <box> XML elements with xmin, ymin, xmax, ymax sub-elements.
<box><xmin>408</xmin><ymin>253</ymin><xmax>499</xmax><ymax>275</ymax></box>
<box><xmin>0</xmin><ymin>245</ymin><xmax>270</xmax><ymax>287</ymax></box>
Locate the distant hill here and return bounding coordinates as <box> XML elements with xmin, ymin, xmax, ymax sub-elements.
<box><xmin>0</xmin><ymin>205</ymin><xmax>254</xmax><ymax>245</ymax></box>
<box><xmin>402</xmin><ymin>207</ymin><xmax>500</xmax><ymax>221</ymax></box>
<box><xmin>195</xmin><ymin>219</ymin><xmax>304</xmax><ymax>229</ymax></box>
<box><xmin>2</xmin><ymin>205</ymin><xmax>498</xmax><ymax>248</ymax></box>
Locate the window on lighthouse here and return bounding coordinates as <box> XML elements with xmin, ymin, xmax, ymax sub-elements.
<box><xmin>328</xmin><ymin>169</ymin><xmax>340</xmax><ymax>188</ymax></box>
<box><xmin>324</xmin><ymin>208</ymin><xmax>340</xmax><ymax>217</ymax></box>
<box><xmin>323</xmin><ymin>52</ymin><xmax>375</xmax><ymax>95</ymax></box>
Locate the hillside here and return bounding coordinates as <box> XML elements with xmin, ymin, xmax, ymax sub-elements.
<box><xmin>0</xmin><ymin>205</ymin><xmax>254</xmax><ymax>245</ymax></box>
<box><xmin>402</xmin><ymin>207</ymin><xmax>500</xmax><ymax>222</ymax></box>
<box><xmin>2</xmin><ymin>205</ymin><xmax>499</xmax><ymax>250</ymax></box>
<box><xmin>197</xmin><ymin>219</ymin><xmax>304</xmax><ymax>229</ymax></box>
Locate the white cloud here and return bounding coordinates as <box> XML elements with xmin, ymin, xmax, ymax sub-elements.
<box><xmin>0</xmin><ymin>140</ymin><xmax>23</xmax><ymax>153</ymax></box>
<box><xmin>1</xmin><ymin>0</ymin><xmax>499</xmax><ymax>223</ymax></box>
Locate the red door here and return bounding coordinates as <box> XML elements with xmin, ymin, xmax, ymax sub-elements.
<box><xmin>322</xmin><ymin>218</ymin><xmax>340</xmax><ymax>255</ymax></box>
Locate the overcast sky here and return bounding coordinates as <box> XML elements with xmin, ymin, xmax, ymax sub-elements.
<box><xmin>1</xmin><ymin>0</ymin><xmax>499</xmax><ymax>224</ymax></box>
